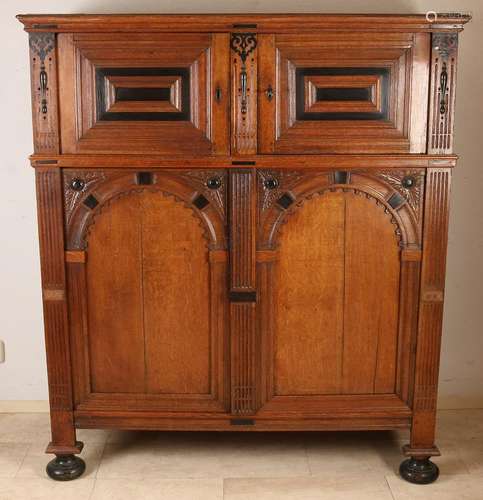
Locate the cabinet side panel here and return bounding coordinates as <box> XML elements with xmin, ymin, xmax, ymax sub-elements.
<box><xmin>86</xmin><ymin>193</ymin><xmax>145</xmax><ymax>393</ymax></box>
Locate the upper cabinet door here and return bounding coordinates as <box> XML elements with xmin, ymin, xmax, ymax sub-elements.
<box><xmin>57</xmin><ymin>33</ymin><xmax>230</xmax><ymax>155</ymax></box>
<box><xmin>258</xmin><ymin>33</ymin><xmax>430</xmax><ymax>154</ymax></box>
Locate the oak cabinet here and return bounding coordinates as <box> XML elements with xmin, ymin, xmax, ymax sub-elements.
<box><xmin>17</xmin><ymin>13</ymin><xmax>470</xmax><ymax>484</ymax></box>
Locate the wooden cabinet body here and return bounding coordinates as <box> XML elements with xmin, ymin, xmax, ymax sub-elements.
<box><xmin>17</xmin><ymin>13</ymin><xmax>470</xmax><ymax>482</ymax></box>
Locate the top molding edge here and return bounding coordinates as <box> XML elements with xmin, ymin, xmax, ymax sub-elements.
<box><xmin>16</xmin><ymin>13</ymin><xmax>472</xmax><ymax>33</ymax></box>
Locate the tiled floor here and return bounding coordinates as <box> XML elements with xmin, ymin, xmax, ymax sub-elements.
<box><xmin>1</xmin><ymin>410</ymin><xmax>483</xmax><ymax>499</ymax></box>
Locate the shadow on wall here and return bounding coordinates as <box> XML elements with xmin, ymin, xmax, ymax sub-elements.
<box><xmin>72</xmin><ymin>0</ymin><xmax>420</xmax><ymax>15</ymax></box>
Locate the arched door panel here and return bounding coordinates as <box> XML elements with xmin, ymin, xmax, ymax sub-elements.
<box><xmin>257</xmin><ymin>169</ymin><xmax>422</xmax><ymax>416</ymax></box>
<box><xmin>273</xmin><ymin>191</ymin><xmax>400</xmax><ymax>397</ymax></box>
<box><xmin>87</xmin><ymin>191</ymin><xmax>211</xmax><ymax>396</ymax></box>
<box><xmin>64</xmin><ymin>170</ymin><xmax>228</xmax><ymax>413</ymax></box>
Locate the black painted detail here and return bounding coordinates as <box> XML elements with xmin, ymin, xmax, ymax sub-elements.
<box><xmin>232</xmin><ymin>24</ymin><xmax>258</xmax><ymax>28</ymax></box>
<box><xmin>36</xmin><ymin>160</ymin><xmax>58</xmax><ymax>165</ymax></box>
<box><xmin>229</xmin><ymin>291</ymin><xmax>257</xmax><ymax>303</ymax></box>
<box><xmin>400</xmin><ymin>458</ymin><xmax>440</xmax><ymax>485</ymax></box>
<box><xmin>83</xmin><ymin>194</ymin><xmax>99</xmax><ymax>210</ymax></box>
<box><xmin>263</xmin><ymin>178</ymin><xmax>279</xmax><ymax>190</ymax></box>
<box><xmin>46</xmin><ymin>455</ymin><xmax>86</xmax><ymax>481</ymax></box>
<box><xmin>277</xmin><ymin>193</ymin><xmax>295</xmax><ymax>209</ymax></box>
<box><xmin>230</xmin><ymin>418</ymin><xmax>255</xmax><ymax>425</ymax></box>
<box><xmin>230</xmin><ymin>33</ymin><xmax>257</xmax><ymax>64</ymax></box>
<box><xmin>95</xmin><ymin>67</ymin><xmax>190</xmax><ymax>121</ymax></box>
<box><xmin>193</xmin><ymin>194</ymin><xmax>210</xmax><ymax>210</ymax></box>
<box><xmin>334</xmin><ymin>171</ymin><xmax>350</xmax><ymax>184</ymax></box>
<box><xmin>206</xmin><ymin>177</ymin><xmax>222</xmax><ymax>190</ymax></box>
<box><xmin>136</xmin><ymin>172</ymin><xmax>153</xmax><ymax>185</ymax></box>
<box><xmin>70</xmin><ymin>179</ymin><xmax>85</xmax><ymax>191</ymax></box>
<box><xmin>296</xmin><ymin>67</ymin><xmax>390</xmax><ymax>121</ymax></box>
<box><xmin>387</xmin><ymin>192</ymin><xmax>406</xmax><ymax>209</ymax></box>
<box><xmin>32</xmin><ymin>24</ymin><xmax>58</xmax><ymax>29</ymax></box>
<box><xmin>316</xmin><ymin>87</ymin><xmax>371</xmax><ymax>101</ymax></box>
<box><xmin>402</xmin><ymin>176</ymin><xmax>416</xmax><ymax>189</ymax></box>
<box><xmin>115</xmin><ymin>87</ymin><xmax>171</xmax><ymax>102</ymax></box>
<box><xmin>232</xmin><ymin>160</ymin><xmax>256</xmax><ymax>165</ymax></box>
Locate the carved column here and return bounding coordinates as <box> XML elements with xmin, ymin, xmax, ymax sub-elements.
<box><xmin>428</xmin><ymin>33</ymin><xmax>458</xmax><ymax>154</ymax></box>
<box><xmin>36</xmin><ymin>167</ymin><xmax>82</xmax><ymax>455</ymax></box>
<box><xmin>229</xmin><ymin>170</ymin><xmax>260</xmax><ymax>415</ymax></box>
<box><xmin>405</xmin><ymin>168</ymin><xmax>451</xmax><ymax>456</ymax></box>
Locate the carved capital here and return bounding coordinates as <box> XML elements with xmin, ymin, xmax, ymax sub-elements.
<box><xmin>29</xmin><ymin>32</ymin><xmax>55</xmax><ymax>62</ymax></box>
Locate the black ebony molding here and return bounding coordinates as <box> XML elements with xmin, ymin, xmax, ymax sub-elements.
<box><xmin>296</xmin><ymin>67</ymin><xmax>390</xmax><ymax>121</ymax></box>
<box><xmin>95</xmin><ymin>67</ymin><xmax>190</xmax><ymax>121</ymax></box>
<box><xmin>387</xmin><ymin>192</ymin><xmax>406</xmax><ymax>209</ymax></box>
<box><xmin>277</xmin><ymin>193</ymin><xmax>295</xmax><ymax>209</ymax></box>
<box><xmin>316</xmin><ymin>87</ymin><xmax>371</xmax><ymax>102</ymax></box>
<box><xmin>83</xmin><ymin>194</ymin><xmax>99</xmax><ymax>209</ymax></box>
<box><xmin>116</xmin><ymin>87</ymin><xmax>171</xmax><ymax>102</ymax></box>
<box><xmin>136</xmin><ymin>172</ymin><xmax>154</xmax><ymax>185</ymax></box>
<box><xmin>229</xmin><ymin>291</ymin><xmax>257</xmax><ymax>303</ymax></box>
<box><xmin>334</xmin><ymin>171</ymin><xmax>350</xmax><ymax>184</ymax></box>
<box><xmin>193</xmin><ymin>194</ymin><xmax>210</xmax><ymax>210</ymax></box>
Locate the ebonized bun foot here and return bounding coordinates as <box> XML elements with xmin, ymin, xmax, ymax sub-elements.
<box><xmin>399</xmin><ymin>457</ymin><xmax>439</xmax><ymax>484</ymax></box>
<box><xmin>46</xmin><ymin>454</ymin><xmax>86</xmax><ymax>481</ymax></box>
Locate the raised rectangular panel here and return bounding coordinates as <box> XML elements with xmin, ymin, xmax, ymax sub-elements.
<box><xmin>57</xmin><ymin>33</ymin><xmax>230</xmax><ymax>155</ymax></box>
<box><xmin>258</xmin><ymin>33</ymin><xmax>430</xmax><ymax>154</ymax></box>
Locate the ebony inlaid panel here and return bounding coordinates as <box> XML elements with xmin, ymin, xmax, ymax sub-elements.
<box><xmin>258</xmin><ymin>32</ymin><xmax>430</xmax><ymax>154</ymax></box>
<box><xmin>57</xmin><ymin>33</ymin><xmax>229</xmax><ymax>154</ymax></box>
<box><xmin>95</xmin><ymin>67</ymin><xmax>190</xmax><ymax>121</ymax></box>
<box><xmin>296</xmin><ymin>67</ymin><xmax>390</xmax><ymax>121</ymax></box>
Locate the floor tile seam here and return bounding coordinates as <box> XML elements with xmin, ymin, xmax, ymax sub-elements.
<box><xmin>13</xmin><ymin>441</ymin><xmax>33</xmax><ymax>479</ymax></box>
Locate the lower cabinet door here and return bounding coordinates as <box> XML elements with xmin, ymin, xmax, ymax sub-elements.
<box><xmin>256</xmin><ymin>169</ymin><xmax>423</xmax><ymax>417</ymax></box>
<box><xmin>64</xmin><ymin>169</ymin><xmax>229</xmax><ymax>413</ymax></box>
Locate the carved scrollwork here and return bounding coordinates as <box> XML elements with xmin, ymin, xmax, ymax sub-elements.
<box><xmin>63</xmin><ymin>171</ymin><xmax>106</xmax><ymax>225</ymax></box>
<box><xmin>175</xmin><ymin>170</ymin><xmax>227</xmax><ymax>218</ymax></box>
<box><xmin>64</xmin><ymin>170</ymin><xmax>227</xmax><ymax>251</ymax></box>
<box><xmin>376</xmin><ymin>170</ymin><xmax>424</xmax><ymax>221</ymax></box>
<box><xmin>231</xmin><ymin>33</ymin><xmax>257</xmax><ymax>115</ymax></box>
<box><xmin>257</xmin><ymin>170</ymin><xmax>305</xmax><ymax>215</ymax></box>
<box><xmin>257</xmin><ymin>170</ymin><xmax>421</xmax><ymax>251</ymax></box>
<box><xmin>432</xmin><ymin>33</ymin><xmax>458</xmax><ymax>58</ymax></box>
<box><xmin>430</xmin><ymin>33</ymin><xmax>458</xmax><ymax>153</ymax></box>
<box><xmin>230</xmin><ymin>33</ymin><xmax>257</xmax><ymax>63</ymax></box>
<box><xmin>29</xmin><ymin>33</ymin><xmax>55</xmax><ymax>116</ymax></box>
<box><xmin>29</xmin><ymin>32</ymin><xmax>55</xmax><ymax>61</ymax></box>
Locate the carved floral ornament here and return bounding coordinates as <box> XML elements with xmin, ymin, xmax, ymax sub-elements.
<box><xmin>231</xmin><ymin>33</ymin><xmax>257</xmax><ymax>115</ymax></box>
<box><xmin>258</xmin><ymin>170</ymin><xmax>423</xmax><ymax>220</ymax></box>
<box><xmin>433</xmin><ymin>33</ymin><xmax>458</xmax><ymax>59</ymax></box>
<box><xmin>256</xmin><ymin>169</ymin><xmax>422</xmax><ymax>250</ymax></box>
<box><xmin>29</xmin><ymin>33</ymin><xmax>55</xmax><ymax>116</ymax></box>
<box><xmin>29</xmin><ymin>32</ymin><xmax>55</xmax><ymax>62</ymax></box>
<box><xmin>63</xmin><ymin>171</ymin><xmax>227</xmax><ymax>251</ymax></box>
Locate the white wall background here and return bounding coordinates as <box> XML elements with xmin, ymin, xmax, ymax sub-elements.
<box><xmin>0</xmin><ymin>0</ymin><xmax>482</xmax><ymax>409</ymax></box>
